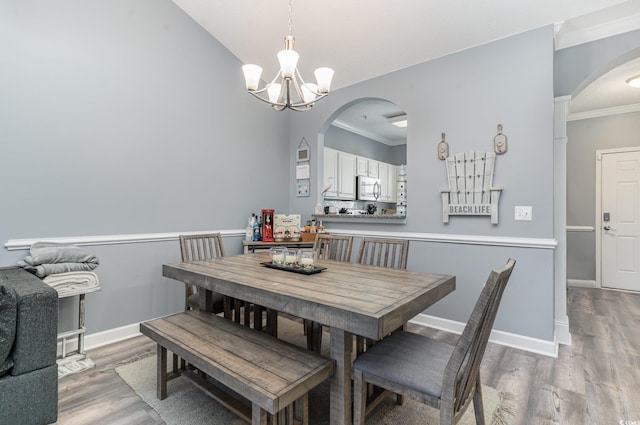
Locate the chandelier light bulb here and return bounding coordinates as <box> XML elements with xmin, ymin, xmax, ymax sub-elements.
<box><xmin>302</xmin><ymin>83</ymin><xmax>318</xmax><ymax>103</ymax></box>
<box><xmin>267</xmin><ymin>83</ymin><xmax>282</xmax><ymax>103</ymax></box>
<box><xmin>277</xmin><ymin>49</ymin><xmax>299</xmax><ymax>79</ymax></box>
<box><xmin>314</xmin><ymin>67</ymin><xmax>334</xmax><ymax>93</ymax></box>
<box><xmin>242</xmin><ymin>64</ymin><xmax>263</xmax><ymax>91</ymax></box>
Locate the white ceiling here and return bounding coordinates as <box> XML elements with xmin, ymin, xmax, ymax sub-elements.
<box><xmin>172</xmin><ymin>0</ymin><xmax>640</xmax><ymax>136</ymax></box>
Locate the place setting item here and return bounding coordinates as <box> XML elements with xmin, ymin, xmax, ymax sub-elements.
<box><xmin>261</xmin><ymin>248</ymin><xmax>325</xmax><ymax>275</ymax></box>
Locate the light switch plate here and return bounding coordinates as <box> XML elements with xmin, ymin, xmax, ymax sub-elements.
<box><xmin>514</xmin><ymin>206</ymin><xmax>533</xmax><ymax>221</ymax></box>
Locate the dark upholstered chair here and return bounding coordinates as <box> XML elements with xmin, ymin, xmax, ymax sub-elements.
<box><xmin>0</xmin><ymin>268</ymin><xmax>58</xmax><ymax>425</ymax></box>
<box><xmin>353</xmin><ymin>259</ymin><xmax>516</xmax><ymax>425</ymax></box>
<box><xmin>304</xmin><ymin>234</ymin><xmax>354</xmax><ymax>352</ymax></box>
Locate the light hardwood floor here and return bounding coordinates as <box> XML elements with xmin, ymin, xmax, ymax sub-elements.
<box><xmin>55</xmin><ymin>287</ymin><xmax>640</xmax><ymax>425</ymax></box>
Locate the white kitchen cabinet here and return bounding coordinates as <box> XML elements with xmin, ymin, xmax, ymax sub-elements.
<box><xmin>378</xmin><ymin>162</ymin><xmax>398</xmax><ymax>203</ymax></box>
<box><xmin>387</xmin><ymin>164</ymin><xmax>398</xmax><ymax>202</ymax></box>
<box><xmin>323</xmin><ymin>147</ymin><xmax>338</xmax><ymax>199</ymax></box>
<box><xmin>324</xmin><ymin>148</ymin><xmax>356</xmax><ymax>200</ymax></box>
<box><xmin>378</xmin><ymin>162</ymin><xmax>390</xmax><ymax>201</ymax></box>
<box><xmin>367</xmin><ymin>159</ymin><xmax>379</xmax><ymax>178</ymax></box>
<box><xmin>356</xmin><ymin>157</ymin><xmax>367</xmax><ymax>176</ymax></box>
<box><xmin>356</xmin><ymin>156</ymin><xmax>379</xmax><ymax>178</ymax></box>
<box><xmin>337</xmin><ymin>152</ymin><xmax>356</xmax><ymax>199</ymax></box>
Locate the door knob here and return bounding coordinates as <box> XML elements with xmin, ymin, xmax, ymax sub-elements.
<box><xmin>604</xmin><ymin>225</ymin><xmax>613</xmax><ymax>231</ymax></box>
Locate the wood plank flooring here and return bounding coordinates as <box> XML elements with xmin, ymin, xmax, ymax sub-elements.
<box><xmin>55</xmin><ymin>287</ymin><xmax>640</xmax><ymax>424</ymax></box>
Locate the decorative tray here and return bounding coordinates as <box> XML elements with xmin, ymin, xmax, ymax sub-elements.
<box><xmin>260</xmin><ymin>262</ymin><xmax>326</xmax><ymax>275</ymax></box>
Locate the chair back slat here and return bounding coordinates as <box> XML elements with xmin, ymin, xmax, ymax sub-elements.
<box><xmin>312</xmin><ymin>234</ymin><xmax>353</xmax><ymax>262</ymax></box>
<box><xmin>442</xmin><ymin>258</ymin><xmax>515</xmax><ymax>417</ymax></box>
<box><xmin>356</xmin><ymin>237</ymin><xmax>409</xmax><ymax>269</ymax></box>
<box><xmin>179</xmin><ymin>233</ymin><xmax>226</xmax><ymax>262</ymax></box>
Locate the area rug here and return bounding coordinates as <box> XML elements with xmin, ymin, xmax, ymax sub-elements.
<box><xmin>116</xmin><ymin>318</ymin><xmax>516</xmax><ymax>424</ymax></box>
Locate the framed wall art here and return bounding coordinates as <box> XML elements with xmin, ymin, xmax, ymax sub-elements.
<box><xmin>296</xmin><ymin>179</ymin><xmax>310</xmax><ymax>197</ymax></box>
<box><xmin>297</xmin><ymin>137</ymin><xmax>310</xmax><ymax>162</ymax></box>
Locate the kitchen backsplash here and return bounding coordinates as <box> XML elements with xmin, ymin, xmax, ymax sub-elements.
<box><xmin>322</xmin><ymin>200</ymin><xmax>396</xmax><ymax>214</ymax></box>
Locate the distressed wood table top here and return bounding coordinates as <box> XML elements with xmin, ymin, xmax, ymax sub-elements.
<box><xmin>163</xmin><ymin>252</ymin><xmax>455</xmax><ymax>425</ymax></box>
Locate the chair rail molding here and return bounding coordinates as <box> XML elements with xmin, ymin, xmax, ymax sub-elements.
<box><xmin>6</xmin><ymin>229</ymin><xmax>556</xmax><ymax>251</ymax></box>
<box><xmin>567</xmin><ymin>225</ymin><xmax>595</xmax><ymax>232</ymax></box>
<box><xmin>329</xmin><ymin>229</ymin><xmax>557</xmax><ymax>249</ymax></box>
<box><xmin>4</xmin><ymin>230</ymin><xmax>245</xmax><ymax>251</ymax></box>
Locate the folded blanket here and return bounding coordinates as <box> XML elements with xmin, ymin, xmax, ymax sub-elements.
<box><xmin>18</xmin><ymin>242</ymin><xmax>99</xmax><ymax>278</ymax></box>
<box><xmin>42</xmin><ymin>271</ymin><xmax>100</xmax><ymax>297</ymax></box>
<box><xmin>20</xmin><ymin>262</ymin><xmax>98</xmax><ymax>278</ymax></box>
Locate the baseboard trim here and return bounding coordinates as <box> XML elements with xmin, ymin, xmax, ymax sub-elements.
<box><xmin>409</xmin><ymin>313</ymin><xmax>558</xmax><ymax>358</ymax></box>
<box><xmin>59</xmin><ymin>323</ymin><xmax>142</xmax><ymax>356</ymax></box>
<box><xmin>555</xmin><ymin>317</ymin><xmax>572</xmax><ymax>346</ymax></box>
<box><xmin>76</xmin><ymin>314</ymin><xmax>558</xmax><ymax>358</ymax></box>
<box><xmin>568</xmin><ymin>279</ymin><xmax>597</xmax><ymax>288</ymax></box>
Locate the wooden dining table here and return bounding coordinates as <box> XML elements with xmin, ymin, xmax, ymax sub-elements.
<box><xmin>163</xmin><ymin>252</ymin><xmax>455</xmax><ymax>425</ymax></box>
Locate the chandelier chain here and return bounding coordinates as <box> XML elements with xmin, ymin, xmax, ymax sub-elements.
<box><xmin>288</xmin><ymin>0</ymin><xmax>293</xmax><ymax>35</ymax></box>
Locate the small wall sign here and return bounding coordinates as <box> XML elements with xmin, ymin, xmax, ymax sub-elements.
<box><xmin>296</xmin><ymin>179</ymin><xmax>310</xmax><ymax>197</ymax></box>
<box><xmin>296</xmin><ymin>164</ymin><xmax>310</xmax><ymax>180</ymax></box>
<box><xmin>297</xmin><ymin>137</ymin><xmax>310</xmax><ymax>162</ymax></box>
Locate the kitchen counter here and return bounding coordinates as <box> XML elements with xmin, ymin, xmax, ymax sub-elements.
<box><xmin>313</xmin><ymin>213</ymin><xmax>407</xmax><ymax>224</ymax></box>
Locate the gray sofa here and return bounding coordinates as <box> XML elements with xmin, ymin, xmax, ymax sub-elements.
<box><xmin>0</xmin><ymin>267</ymin><xmax>58</xmax><ymax>425</ymax></box>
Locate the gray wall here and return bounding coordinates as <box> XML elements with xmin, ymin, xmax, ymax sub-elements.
<box><xmin>566</xmin><ymin>111</ymin><xmax>640</xmax><ymax>281</ymax></box>
<box><xmin>289</xmin><ymin>26</ymin><xmax>557</xmax><ymax>341</ymax></box>
<box><xmin>555</xmin><ymin>28</ymin><xmax>640</xmax><ymax>97</ymax></box>
<box><xmin>324</xmin><ymin>125</ymin><xmax>407</xmax><ymax>165</ymax></box>
<box><xmin>0</xmin><ymin>1</ymin><xmax>290</xmax><ymax>333</ymax></box>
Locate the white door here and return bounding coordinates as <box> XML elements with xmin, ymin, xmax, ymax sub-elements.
<box><xmin>601</xmin><ymin>150</ymin><xmax>640</xmax><ymax>291</ymax></box>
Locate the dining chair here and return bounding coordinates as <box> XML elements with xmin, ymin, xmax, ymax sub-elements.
<box><xmin>355</xmin><ymin>237</ymin><xmax>410</xmax><ymax>352</ymax></box>
<box><xmin>356</xmin><ymin>237</ymin><xmax>409</xmax><ymax>269</ymax></box>
<box><xmin>305</xmin><ymin>234</ymin><xmax>354</xmax><ymax>352</ymax></box>
<box><xmin>179</xmin><ymin>233</ymin><xmax>226</xmax><ymax>313</ymax></box>
<box><xmin>355</xmin><ymin>237</ymin><xmax>410</xmax><ymax>402</ymax></box>
<box><xmin>312</xmin><ymin>234</ymin><xmax>353</xmax><ymax>262</ymax></box>
<box><xmin>179</xmin><ymin>233</ymin><xmax>277</xmax><ymax>335</ymax></box>
<box><xmin>352</xmin><ymin>258</ymin><xmax>516</xmax><ymax>425</ymax></box>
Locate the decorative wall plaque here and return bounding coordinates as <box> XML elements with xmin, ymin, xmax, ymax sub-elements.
<box><xmin>441</xmin><ymin>151</ymin><xmax>502</xmax><ymax>224</ymax></box>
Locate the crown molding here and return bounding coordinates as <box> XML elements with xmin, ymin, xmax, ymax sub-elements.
<box><xmin>331</xmin><ymin>121</ymin><xmax>400</xmax><ymax>146</ymax></box>
<box><xmin>555</xmin><ymin>12</ymin><xmax>640</xmax><ymax>51</ymax></box>
<box><xmin>567</xmin><ymin>103</ymin><xmax>640</xmax><ymax>121</ymax></box>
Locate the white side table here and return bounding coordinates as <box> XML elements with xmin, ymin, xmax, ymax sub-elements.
<box><xmin>56</xmin><ymin>285</ymin><xmax>101</xmax><ymax>364</ymax></box>
<box><xmin>43</xmin><ymin>274</ymin><xmax>101</xmax><ymax>378</ymax></box>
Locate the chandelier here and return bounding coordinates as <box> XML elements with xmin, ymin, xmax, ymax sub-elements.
<box><xmin>241</xmin><ymin>0</ymin><xmax>334</xmax><ymax>111</ymax></box>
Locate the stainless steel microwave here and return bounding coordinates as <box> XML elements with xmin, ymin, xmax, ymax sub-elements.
<box><xmin>357</xmin><ymin>176</ymin><xmax>381</xmax><ymax>201</ymax></box>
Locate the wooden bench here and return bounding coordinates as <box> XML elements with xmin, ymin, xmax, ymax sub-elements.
<box><xmin>140</xmin><ymin>310</ymin><xmax>335</xmax><ymax>425</ymax></box>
